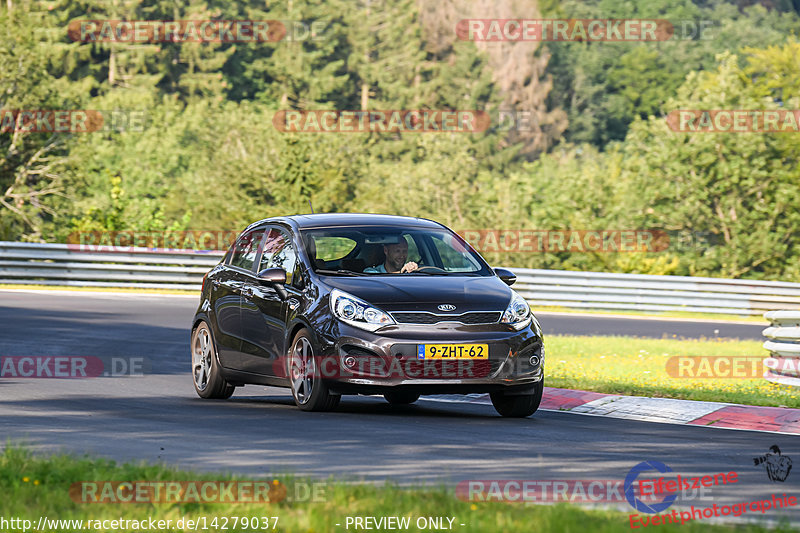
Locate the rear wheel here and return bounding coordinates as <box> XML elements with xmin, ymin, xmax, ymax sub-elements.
<box><xmin>191</xmin><ymin>321</ymin><xmax>235</xmax><ymax>399</ymax></box>
<box><xmin>384</xmin><ymin>391</ymin><xmax>420</xmax><ymax>405</ymax></box>
<box><xmin>490</xmin><ymin>380</ymin><xmax>543</xmax><ymax>418</ymax></box>
<box><xmin>288</xmin><ymin>329</ymin><xmax>340</xmax><ymax>412</ymax></box>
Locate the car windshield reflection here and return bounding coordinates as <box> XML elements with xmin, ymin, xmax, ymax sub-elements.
<box><xmin>301</xmin><ymin>226</ymin><xmax>491</xmax><ymax>276</ymax></box>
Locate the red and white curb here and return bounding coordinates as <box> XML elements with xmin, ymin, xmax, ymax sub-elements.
<box><xmin>423</xmin><ymin>387</ymin><xmax>800</xmax><ymax>435</ymax></box>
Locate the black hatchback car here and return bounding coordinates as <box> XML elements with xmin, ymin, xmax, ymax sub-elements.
<box><xmin>191</xmin><ymin>214</ymin><xmax>544</xmax><ymax>417</ymax></box>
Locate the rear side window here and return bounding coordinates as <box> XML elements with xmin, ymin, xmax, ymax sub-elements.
<box><xmin>229</xmin><ymin>228</ymin><xmax>265</xmax><ymax>271</ymax></box>
<box><xmin>260</xmin><ymin>229</ymin><xmax>298</xmax><ymax>285</ymax></box>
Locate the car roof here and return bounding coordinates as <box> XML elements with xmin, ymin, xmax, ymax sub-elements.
<box><xmin>247</xmin><ymin>213</ymin><xmax>447</xmax><ymax>232</ymax></box>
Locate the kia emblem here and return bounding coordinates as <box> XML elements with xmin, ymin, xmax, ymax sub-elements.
<box><xmin>437</xmin><ymin>304</ymin><xmax>456</xmax><ymax>311</ymax></box>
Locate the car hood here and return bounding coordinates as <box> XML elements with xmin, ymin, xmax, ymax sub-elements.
<box><xmin>320</xmin><ymin>275</ymin><xmax>512</xmax><ymax>313</ymax></box>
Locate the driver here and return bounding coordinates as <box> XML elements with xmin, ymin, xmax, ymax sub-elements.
<box><xmin>365</xmin><ymin>237</ymin><xmax>419</xmax><ymax>273</ymax></box>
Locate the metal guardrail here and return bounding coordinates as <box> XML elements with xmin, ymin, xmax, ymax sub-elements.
<box><xmin>763</xmin><ymin>311</ymin><xmax>800</xmax><ymax>387</ymax></box>
<box><xmin>512</xmin><ymin>269</ymin><xmax>800</xmax><ymax>316</ymax></box>
<box><xmin>0</xmin><ymin>242</ymin><xmax>224</xmax><ymax>291</ymax></box>
<box><xmin>2</xmin><ymin>241</ymin><xmax>800</xmax><ymax>316</ymax></box>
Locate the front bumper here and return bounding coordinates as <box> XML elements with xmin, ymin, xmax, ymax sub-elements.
<box><xmin>316</xmin><ymin>321</ymin><xmax>543</xmax><ymax>394</ymax></box>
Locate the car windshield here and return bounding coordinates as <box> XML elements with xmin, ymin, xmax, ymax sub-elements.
<box><xmin>300</xmin><ymin>226</ymin><xmax>491</xmax><ymax>276</ymax></box>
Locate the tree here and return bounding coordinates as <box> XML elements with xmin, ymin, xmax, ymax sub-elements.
<box><xmin>418</xmin><ymin>0</ymin><xmax>567</xmax><ymax>158</ymax></box>
<box><xmin>0</xmin><ymin>5</ymin><xmax>74</xmax><ymax>240</ymax></box>
<box><xmin>621</xmin><ymin>46</ymin><xmax>800</xmax><ymax>280</ymax></box>
<box><xmin>225</xmin><ymin>0</ymin><xmax>351</xmax><ymax>107</ymax></box>
<box><xmin>543</xmin><ymin>0</ymin><xmax>800</xmax><ymax>149</ymax></box>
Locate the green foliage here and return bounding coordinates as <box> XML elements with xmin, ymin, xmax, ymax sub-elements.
<box><xmin>504</xmin><ymin>41</ymin><xmax>800</xmax><ymax>280</ymax></box>
<box><xmin>0</xmin><ymin>5</ymin><xmax>78</xmax><ymax>240</ymax></box>
<box><xmin>544</xmin><ymin>0</ymin><xmax>800</xmax><ymax>148</ymax></box>
<box><xmin>1</xmin><ymin>0</ymin><xmax>800</xmax><ymax>282</ymax></box>
<box><xmin>620</xmin><ymin>47</ymin><xmax>800</xmax><ymax>279</ymax></box>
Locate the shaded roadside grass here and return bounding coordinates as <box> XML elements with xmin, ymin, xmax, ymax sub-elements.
<box><xmin>0</xmin><ymin>447</ymin><xmax>793</xmax><ymax>532</ymax></box>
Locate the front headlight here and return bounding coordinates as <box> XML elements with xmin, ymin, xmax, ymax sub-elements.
<box><xmin>501</xmin><ymin>291</ymin><xmax>532</xmax><ymax>330</ymax></box>
<box><xmin>330</xmin><ymin>288</ymin><xmax>395</xmax><ymax>332</ymax></box>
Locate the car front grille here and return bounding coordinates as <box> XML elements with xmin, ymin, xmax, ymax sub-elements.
<box><xmin>391</xmin><ymin>311</ymin><xmax>501</xmax><ymax>325</ymax></box>
<box><xmin>400</xmin><ymin>359</ymin><xmax>505</xmax><ymax>379</ymax></box>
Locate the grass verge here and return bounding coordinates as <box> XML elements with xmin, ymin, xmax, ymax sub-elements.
<box><xmin>547</xmin><ymin>335</ymin><xmax>798</xmax><ymax>407</ymax></box>
<box><xmin>0</xmin><ymin>447</ymin><xmax>791</xmax><ymax>533</ymax></box>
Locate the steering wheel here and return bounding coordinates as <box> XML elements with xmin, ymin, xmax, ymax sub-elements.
<box><xmin>414</xmin><ymin>265</ymin><xmax>447</xmax><ymax>273</ymax></box>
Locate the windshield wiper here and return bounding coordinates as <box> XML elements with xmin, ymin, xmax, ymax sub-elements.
<box><xmin>315</xmin><ymin>269</ymin><xmax>366</xmax><ymax>276</ymax></box>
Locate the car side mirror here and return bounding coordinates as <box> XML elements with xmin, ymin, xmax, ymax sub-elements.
<box><xmin>494</xmin><ymin>268</ymin><xmax>516</xmax><ymax>286</ymax></box>
<box><xmin>257</xmin><ymin>268</ymin><xmax>288</xmax><ymax>299</ymax></box>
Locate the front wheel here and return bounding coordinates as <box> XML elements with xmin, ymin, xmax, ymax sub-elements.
<box><xmin>288</xmin><ymin>329</ymin><xmax>340</xmax><ymax>412</ymax></box>
<box><xmin>490</xmin><ymin>380</ymin><xmax>543</xmax><ymax>418</ymax></box>
<box><xmin>191</xmin><ymin>321</ymin><xmax>235</xmax><ymax>399</ymax></box>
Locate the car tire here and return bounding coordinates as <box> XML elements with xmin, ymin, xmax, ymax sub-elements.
<box><xmin>191</xmin><ymin>321</ymin><xmax>235</xmax><ymax>399</ymax></box>
<box><xmin>490</xmin><ymin>379</ymin><xmax>543</xmax><ymax>418</ymax></box>
<box><xmin>288</xmin><ymin>328</ymin><xmax>340</xmax><ymax>412</ymax></box>
<box><xmin>384</xmin><ymin>391</ymin><xmax>420</xmax><ymax>405</ymax></box>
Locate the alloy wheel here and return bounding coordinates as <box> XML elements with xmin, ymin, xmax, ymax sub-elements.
<box><xmin>192</xmin><ymin>325</ymin><xmax>212</xmax><ymax>391</ymax></box>
<box><xmin>290</xmin><ymin>336</ymin><xmax>315</xmax><ymax>404</ymax></box>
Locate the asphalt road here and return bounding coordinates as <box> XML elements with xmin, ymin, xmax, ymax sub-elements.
<box><xmin>0</xmin><ymin>290</ymin><xmax>794</xmax><ymax>524</ymax></box>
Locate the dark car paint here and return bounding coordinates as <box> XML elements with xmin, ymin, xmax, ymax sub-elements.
<box><xmin>319</xmin><ymin>275</ymin><xmax>512</xmax><ymax>312</ymax></box>
<box><xmin>193</xmin><ymin>214</ymin><xmax>543</xmax><ymax>394</ymax></box>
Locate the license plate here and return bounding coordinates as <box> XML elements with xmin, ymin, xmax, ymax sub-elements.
<box><xmin>417</xmin><ymin>344</ymin><xmax>489</xmax><ymax>359</ymax></box>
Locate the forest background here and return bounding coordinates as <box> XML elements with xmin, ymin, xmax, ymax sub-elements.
<box><xmin>2</xmin><ymin>0</ymin><xmax>800</xmax><ymax>281</ymax></box>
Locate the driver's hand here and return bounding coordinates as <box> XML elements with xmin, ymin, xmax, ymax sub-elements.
<box><xmin>401</xmin><ymin>261</ymin><xmax>419</xmax><ymax>273</ymax></box>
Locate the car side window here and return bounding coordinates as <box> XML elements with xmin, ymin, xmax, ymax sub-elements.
<box><xmin>403</xmin><ymin>233</ymin><xmax>422</xmax><ymax>263</ymax></box>
<box><xmin>260</xmin><ymin>228</ymin><xmax>298</xmax><ymax>285</ymax></box>
<box><xmin>229</xmin><ymin>228</ymin><xmax>265</xmax><ymax>271</ymax></box>
<box><xmin>259</xmin><ymin>229</ymin><xmax>282</xmax><ymax>272</ymax></box>
<box><xmin>430</xmin><ymin>233</ymin><xmax>480</xmax><ymax>272</ymax></box>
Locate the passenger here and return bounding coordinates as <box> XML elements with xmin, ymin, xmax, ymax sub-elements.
<box><xmin>365</xmin><ymin>238</ymin><xmax>419</xmax><ymax>273</ymax></box>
